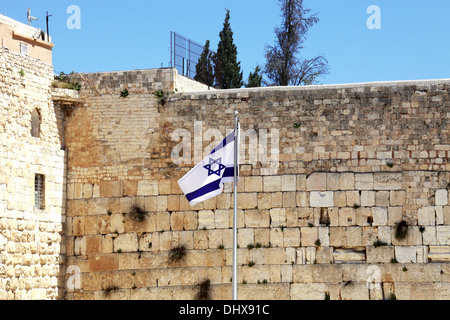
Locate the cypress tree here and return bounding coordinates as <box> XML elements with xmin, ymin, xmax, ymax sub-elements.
<box><xmin>246</xmin><ymin>66</ymin><xmax>263</xmax><ymax>88</ymax></box>
<box><xmin>214</xmin><ymin>9</ymin><xmax>243</xmax><ymax>89</ymax></box>
<box><xmin>194</xmin><ymin>40</ymin><xmax>214</xmax><ymax>87</ymax></box>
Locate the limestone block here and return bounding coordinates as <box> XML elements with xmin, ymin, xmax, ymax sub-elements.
<box><xmin>270</xmin><ymin>208</ymin><xmax>286</xmax><ymax>227</ymax></box>
<box><xmin>113</xmin><ymin>233</ymin><xmax>138</xmax><ymax>253</ymax></box>
<box><xmin>291</xmin><ymin>283</ymin><xmax>326</xmax><ymax>300</ymax></box>
<box><xmin>198</xmin><ymin>210</ymin><xmax>215</xmax><ymax>230</ymax></box>
<box><xmin>301</xmin><ymin>227</ymin><xmax>318</xmax><ymax>247</ymax></box>
<box><xmin>422</xmin><ymin>226</ymin><xmax>436</xmax><ymax>245</ymax></box>
<box><xmin>340</xmin><ymin>282</ymin><xmax>369</xmax><ymax>300</ymax></box>
<box><xmin>327</xmin><ymin>173</ymin><xmax>340</xmax><ymax>190</ymax></box>
<box><xmin>375</xmin><ymin>191</ymin><xmax>390</xmax><ymax>207</ymax></box>
<box><xmin>346</xmin><ymin>227</ymin><xmax>362</xmax><ymax>247</ymax></box>
<box><xmin>318</xmin><ymin>227</ymin><xmax>330</xmax><ymax>247</ymax></box>
<box><xmin>435</xmin><ymin>206</ymin><xmax>444</xmax><ymax>225</ymax></box>
<box><xmin>244</xmin><ymin>176</ymin><xmax>262</xmax><ymax>192</ymax></box>
<box><xmin>361</xmin><ymin>191</ymin><xmax>375</xmax><ymax>207</ymax></box>
<box><xmin>170</xmin><ymin>211</ymin><xmax>184</xmax><ymax>231</ymax></box>
<box><xmin>355</xmin><ymin>173</ymin><xmax>374</xmax><ymax>190</ymax></box>
<box><xmin>333</xmin><ymin>249</ymin><xmax>365</xmax><ymax>263</ymax></box>
<box><xmin>193</xmin><ymin>230</ymin><xmax>208</xmax><ymax>249</ymax></box>
<box><xmin>183</xmin><ymin>211</ymin><xmax>198</xmax><ymax>230</ymax></box>
<box><xmin>310</xmin><ymin>191</ymin><xmax>334</xmax><ymax>207</ymax></box>
<box><xmin>296</xmin><ymin>174</ymin><xmax>307</xmax><ymax>191</ymax></box>
<box><xmin>334</xmin><ymin>192</ymin><xmax>347</xmax><ymax>207</ymax></box>
<box><xmin>284</xmin><ymin>228</ymin><xmax>300</xmax><ymax>247</ymax></box>
<box><xmin>395</xmin><ymin>246</ymin><xmax>417</xmax><ymax>263</ymax></box>
<box><xmin>339</xmin><ymin>173</ymin><xmax>355</xmax><ymax>191</ymax></box>
<box><xmin>444</xmin><ymin>206</ymin><xmax>450</xmax><ymax>225</ymax></box>
<box><xmin>338</xmin><ymin>207</ymin><xmax>356</xmax><ymax>226</ymax></box>
<box><xmin>390</xmin><ymin>191</ymin><xmax>406</xmax><ymax>206</ymax></box>
<box><xmin>374</xmin><ymin>172</ymin><xmax>402</xmax><ymax>190</ymax></box>
<box><xmin>281</xmin><ymin>175</ymin><xmax>296</xmax><ymax>192</ymax></box>
<box><xmin>428</xmin><ymin>246</ymin><xmax>450</xmax><ymax>262</ymax></box>
<box><xmin>215</xmin><ymin>209</ymin><xmax>230</xmax><ymax>229</ymax></box>
<box><xmin>238</xmin><ymin>228</ymin><xmax>254</xmax><ymax>248</ymax></box>
<box><xmin>435</xmin><ymin>189</ymin><xmax>448</xmax><ymax>206</ymax></box>
<box><xmin>237</xmin><ymin>192</ymin><xmax>257</xmax><ymax>209</ymax></box>
<box><xmin>100</xmin><ymin>181</ymin><xmax>123</xmax><ymax>198</ymax></box>
<box><xmin>245</xmin><ymin>209</ymin><xmax>270</xmax><ymax>228</ymax></box>
<box><xmin>87</xmin><ymin>198</ymin><xmax>108</xmax><ymax>216</ymax></box>
<box><xmin>270</xmin><ymin>228</ymin><xmax>283</xmax><ymax>248</ymax></box>
<box><xmin>346</xmin><ymin>191</ymin><xmax>360</xmax><ymax>207</ymax></box>
<box><xmin>372</xmin><ymin>207</ymin><xmax>388</xmax><ymax>226</ymax></box>
<box><xmin>418</xmin><ymin>206</ymin><xmax>436</xmax><ymax>226</ymax></box>
<box><xmin>137</xmin><ymin>181</ymin><xmax>158</xmax><ymax>196</ymax></box>
<box><xmin>436</xmin><ymin>226</ymin><xmax>450</xmax><ymax>245</ymax></box>
<box><xmin>296</xmin><ymin>192</ymin><xmax>309</xmax><ymax>207</ymax></box>
<box><xmin>156</xmin><ymin>212</ymin><xmax>170</xmax><ymax>231</ymax></box>
<box><xmin>282</xmin><ymin>192</ymin><xmax>296</xmax><ymax>208</ymax></box>
<box><xmin>367</xmin><ymin>246</ymin><xmax>394</xmax><ymax>263</ymax></box>
<box><xmin>263</xmin><ymin>176</ymin><xmax>282</xmax><ymax>192</ymax></box>
<box><xmin>306</xmin><ymin>173</ymin><xmax>327</xmax><ymax>191</ymax></box>
<box><xmin>329</xmin><ymin>227</ymin><xmax>346</xmax><ymax>247</ymax></box>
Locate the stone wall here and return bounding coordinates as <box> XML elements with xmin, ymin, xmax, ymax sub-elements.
<box><xmin>0</xmin><ymin>48</ymin><xmax>66</xmax><ymax>299</ymax></box>
<box><xmin>63</xmin><ymin>71</ymin><xmax>450</xmax><ymax>300</ymax></box>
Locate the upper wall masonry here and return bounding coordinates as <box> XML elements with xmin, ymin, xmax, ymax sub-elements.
<box><xmin>0</xmin><ymin>13</ymin><xmax>54</xmax><ymax>65</ymax></box>
<box><xmin>72</xmin><ymin>68</ymin><xmax>214</xmax><ymax>98</ymax></box>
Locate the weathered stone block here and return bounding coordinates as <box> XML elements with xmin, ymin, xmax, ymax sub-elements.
<box><xmin>198</xmin><ymin>210</ymin><xmax>215</xmax><ymax>230</ymax></box>
<box><xmin>372</xmin><ymin>207</ymin><xmax>388</xmax><ymax>226</ymax></box>
<box><xmin>436</xmin><ymin>226</ymin><xmax>450</xmax><ymax>245</ymax></box>
<box><xmin>270</xmin><ymin>208</ymin><xmax>286</xmax><ymax>227</ymax></box>
<box><xmin>327</xmin><ymin>173</ymin><xmax>340</xmax><ymax>190</ymax></box>
<box><xmin>375</xmin><ymin>191</ymin><xmax>390</xmax><ymax>207</ymax></box>
<box><xmin>355</xmin><ymin>173</ymin><xmax>374</xmax><ymax>190</ymax></box>
<box><xmin>306</xmin><ymin>173</ymin><xmax>327</xmax><ymax>191</ymax></box>
<box><xmin>245</xmin><ymin>209</ymin><xmax>270</xmax><ymax>228</ymax></box>
<box><xmin>436</xmin><ymin>189</ymin><xmax>448</xmax><ymax>206</ymax></box>
<box><xmin>395</xmin><ymin>246</ymin><xmax>417</xmax><ymax>263</ymax></box>
<box><xmin>300</xmin><ymin>227</ymin><xmax>318</xmax><ymax>247</ymax></box>
<box><xmin>339</xmin><ymin>173</ymin><xmax>355</xmax><ymax>191</ymax></box>
<box><xmin>244</xmin><ymin>176</ymin><xmax>262</xmax><ymax>192</ymax></box>
<box><xmin>374</xmin><ymin>172</ymin><xmax>402</xmax><ymax>190</ymax></box>
<box><xmin>418</xmin><ymin>206</ymin><xmax>436</xmax><ymax>226</ymax></box>
<box><xmin>137</xmin><ymin>181</ymin><xmax>158</xmax><ymax>196</ymax></box>
<box><xmin>390</xmin><ymin>191</ymin><xmax>406</xmax><ymax>206</ymax></box>
<box><xmin>333</xmin><ymin>249</ymin><xmax>365</xmax><ymax>263</ymax></box>
<box><xmin>281</xmin><ymin>175</ymin><xmax>296</xmax><ymax>192</ymax></box>
<box><xmin>310</xmin><ymin>191</ymin><xmax>334</xmax><ymax>207</ymax></box>
<box><xmin>367</xmin><ymin>246</ymin><xmax>395</xmax><ymax>263</ymax></box>
<box><xmin>263</xmin><ymin>176</ymin><xmax>282</xmax><ymax>192</ymax></box>
<box><xmin>361</xmin><ymin>191</ymin><xmax>375</xmax><ymax>207</ymax></box>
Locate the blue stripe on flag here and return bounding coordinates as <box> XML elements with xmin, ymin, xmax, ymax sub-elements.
<box><xmin>185</xmin><ymin>179</ymin><xmax>221</xmax><ymax>203</ymax></box>
<box><xmin>209</xmin><ymin>131</ymin><xmax>235</xmax><ymax>155</ymax></box>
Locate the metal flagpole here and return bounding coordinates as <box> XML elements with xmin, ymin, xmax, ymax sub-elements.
<box><xmin>232</xmin><ymin>111</ymin><xmax>239</xmax><ymax>300</ymax></box>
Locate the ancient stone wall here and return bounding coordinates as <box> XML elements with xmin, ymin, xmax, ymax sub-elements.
<box><xmin>63</xmin><ymin>71</ymin><xmax>450</xmax><ymax>300</ymax></box>
<box><xmin>0</xmin><ymin>48</ymin><xmax>66</xmax><ymax>299</ymax></box>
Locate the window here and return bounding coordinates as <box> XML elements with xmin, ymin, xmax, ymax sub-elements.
<box><xmin>34</xmin><ymin>174</ymin><xmax>45</xmax><ymax>210</ymax></box>
<box><xmin>31</xmin><ymin>109</ymin><xmax>41</xmax><ymax>137</ymax></box>
<box><xmin>20</xmin><ymin>43</ymin><xmax>28</xmax><ymax>55</ymax></box>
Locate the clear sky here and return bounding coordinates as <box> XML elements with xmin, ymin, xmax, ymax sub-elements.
<box><xmin>2</xmin><ymin>0</ymin><xmax>450</xmax><ymax>85</ymax></box>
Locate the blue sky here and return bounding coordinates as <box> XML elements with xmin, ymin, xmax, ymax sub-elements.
<box><xmin>2</xmin><ymin>0</ymin><xmax>450</xmax><ymax>85</ymax></box>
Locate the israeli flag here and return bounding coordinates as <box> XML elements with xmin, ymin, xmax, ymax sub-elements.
<box><xmin>178</xmin><ymin>128</ymin><xmax>239</xmax><ymax>206</ymax></box>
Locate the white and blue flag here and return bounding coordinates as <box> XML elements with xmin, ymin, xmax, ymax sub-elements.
<box><xmin>178</xmin><ymin>129</ymin><xmax>239</xmax><ymax>206</ymax></box>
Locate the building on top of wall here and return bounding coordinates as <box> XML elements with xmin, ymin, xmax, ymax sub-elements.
<box><xmin>0</xmin><ymin>12</ymin><xmax>53</xmax><ymax>65</ymax></box>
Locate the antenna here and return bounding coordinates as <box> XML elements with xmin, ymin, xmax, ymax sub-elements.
<box><xmin>46</xmin><ymin>11</ymin><xmax>52</xmax><ymax>42</ymax></box>
<box><xmin>27</xmin><ymin>8</ymin><xmax>38</xmax><ymax>26</ymax></box>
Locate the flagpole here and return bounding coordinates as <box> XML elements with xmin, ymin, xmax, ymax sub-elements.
<box><xmin>232</xmin><ymin>111</ymin><xmax>239</xmax><ymax>301</ymax></box>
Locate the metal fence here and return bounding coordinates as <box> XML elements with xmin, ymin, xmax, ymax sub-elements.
<box><xmin>170</xmin><ymin>31</ymin><xmax>205</xmax><ymax>79</ymax></box>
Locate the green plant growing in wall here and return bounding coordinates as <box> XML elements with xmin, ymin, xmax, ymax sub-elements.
<box><xmin>18</xmin><ymin>68</ymin><xmax>25</xmax><ymax>77</ymax></box>
<box><xmin>128</xmin><ymin>205</ymin><xmax>147</xmax><ymax>222</ymax></box>
<box><xmin>373</xmin><ymin>239</ymin><xmax>388</xmax><ymax>247</ymax></box>
<box><xmin>120</xmin><ymin>89</ymin><xmax>129</xmax><ymax>98</ymax></box>
<box><xmin>168</xmin><ymin>245</ymin><xmax>187</xmax><ymax>263</ymax></box>
<box><xmin>195</xmin><ymin>279</ymin><xmax>211</xmax><ymax>300</ymax></box>
<box><xmin>155</xmin><ymin>90</ymin><xmax>169</xmax><ymax>106</ymax></box>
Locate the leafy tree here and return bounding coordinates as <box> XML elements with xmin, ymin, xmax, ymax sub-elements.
<box><xmin>214</xmin><ymin>9</ymin><xmax>243</xmax><ymax>89</ymax></box>
<box><xmin>194</xmin><ymin>40</ymin><xmax>215</xmax><ymax>87</ymax></box>
<box><xmin>246</xmin><ymin>66</ymin><xmax>263</xmax><ymax>88</ymax></box>
<box><xmin>264</xmin><ymin>0</ymin><xmax>329</xmax><ymax>86</ymax></box>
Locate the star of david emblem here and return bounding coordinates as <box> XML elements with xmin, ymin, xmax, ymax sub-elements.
<box><xmin>203</xmin><ymin>157</ymin><xmax>226</xmax><ymax>177</ymax></box>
